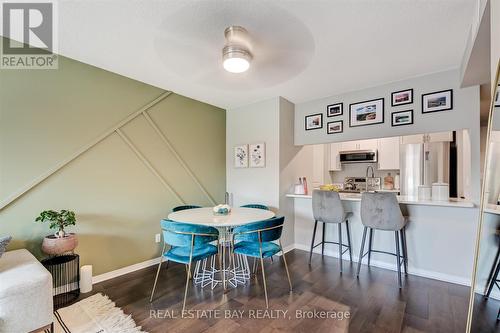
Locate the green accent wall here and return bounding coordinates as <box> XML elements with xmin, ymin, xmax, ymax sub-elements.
<box><xmin>0</xmin><ymin>42</ymin><xmax>226</xmax><ymax>275</ymax></box>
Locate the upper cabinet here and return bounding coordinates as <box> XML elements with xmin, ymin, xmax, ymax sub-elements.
<box><xmin>340</xmin><ymin>139</ymin><xmax>377</xmax><ymax>151</ymax></box>
<box><xmin>377</xmin><ymin>137</ymin><xmax>400</xmax><ymax>170</ymax></box>
<box><xmin>401</xmin><ymin>131</ymin><xmax>453</xmax><ymax>144</ymax></box>
<box><xmin>329</xmin><ymin>143</ymin><xmax>342</xmax><ymax>171</ymax></box>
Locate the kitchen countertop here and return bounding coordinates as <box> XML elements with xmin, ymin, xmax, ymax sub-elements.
<box><xmin>286</xmin><ymin>192</ymin><xmax>475</xmax><ymax>208</ymax></box>
<box><xmin>485</xmin><ymin>204</ymin><xmax>500</xmax><ymax>215</ymax></box>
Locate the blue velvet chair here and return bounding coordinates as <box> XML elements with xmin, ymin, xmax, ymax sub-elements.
<box><xmin>232</xmin><ymin>216</ymin><xmax>292</xmax><ymax>308</ymax></box>
<box><xmin>240</xmin><ymin>204</ymin><xmax>269</xmax><ymax>210</ymax></box>
<box><xmin>172</xmin><ymin>205</ymin><xmax>202</xmax><ymax>212</ymax></box>
<box><xmin>150</xmin><ymin>220</ymin><xmax>219</xmax><ymax>311</ymax></box>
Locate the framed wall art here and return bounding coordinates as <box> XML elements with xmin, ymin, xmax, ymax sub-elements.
<box><xmin>305</xmin><ymin>113</ymin><xmax>323</xmax><ymax>130</ymax></box>
<box><xmin>422</xmin><ymin>89</ymin><xmax>453</xmax><ymax>113</ymax></box>
<box><xmin>391</xmin><ymin>110</ymin><xmax>413</xmax><ymax>127</ymax></box>
<box><xmin>234</xmin><ymin>144</ymin><xmax>248</xmax><ymax>168</ymax></box>
<box><xmin>327</xmin><ymin>120</ymin><xmax>343</xmax><ymax>134</ymax></box>
<box><xmin>249</xmin><ymin>143</ymin><xmax>266</xmax><ymax>168</ymax></box>
<box><xmin>327</xmin><ymin>103</ymin><xmax>343</xmax><ymax>117</ymax></box>
<box><xmin>349</xmin><ymin>98</ymin><xmax>384</xmax><ymax>127</ymax></box>
<box><xmin>391</xmin><ymin>89</ymin><xmax>413</xmax><ymax>106</ymax></box>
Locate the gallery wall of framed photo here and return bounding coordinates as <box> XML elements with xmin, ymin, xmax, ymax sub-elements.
<box><xmin>294</xmin><ymin>69</ymin><xmax>480</xmax><ymax>146</ymax></box>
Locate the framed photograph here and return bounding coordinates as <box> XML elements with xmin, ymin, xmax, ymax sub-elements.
<box><xmin>391</xmin><ymin>110</ymin><xmax>413</xmax><ymax>127</ymax></box>
<box><xmin>234</xmin><ymin>144</ymin><xmax>248</xmax><ymax>168</ymax></box>
<box><xmin>422</xmin><ymin>89</ymin><xmax>453</xmax><ymax>113</ymax></box>
<box><xmin>249</xmin><ymin>143</ymin><xmax>265</xmax><ymax>168</ymax></box>
<box><xmin>327</xmin><ymin>120</ymin><xmax>343</xmax><ymax>134</ymax></box>
<box><xmin>391</xmin><ymin>89</ymin><xmax>413</xmax><ymax>106</ymax></box>
<box><xmin>305</xmin><ymin>113</ymin><xmax>323</xmax><ymax>130</ymax></box>
<box><xmin>327</xmin><ymin>103</ymin><xmax>343</xmax><ymax>117</ymax></box>
<box><xmin>349</xmin><ymin>98</ymin><xmax>384</xmax><ymax>127</ymax></box>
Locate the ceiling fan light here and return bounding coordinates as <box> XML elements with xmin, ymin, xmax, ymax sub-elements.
<box><xmin>222</xmin><ymin>46</ymin><xmax>252</xmax><ymax>73</ymax></box>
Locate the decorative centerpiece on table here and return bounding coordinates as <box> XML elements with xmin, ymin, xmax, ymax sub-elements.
<box><xmin>36</xmin><ymin>209</ymin><xmax>78</xmax><ymax>255</ymax></box>
<box><xmin>213</xmin><ymin>204</ymin><xmax>232</xmax><ymax>216</ymax></box>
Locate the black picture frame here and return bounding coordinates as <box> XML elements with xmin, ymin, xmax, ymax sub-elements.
<box><xmin>305</xmin><ymin>113</ymin><xmax>323</xmax><ymax>131</ymax></box>
<box><xmin>327</xmin><ymin>120</ymin><xmax>343</xmax><ymax>134</ymax></box>
<box><xmin>422</xmin><ymin>89</ymin><xmax>453</xmax><ymax>114</ymax></box>
<box><xmin>327</xmin><ymin>103</ymin><xmax>343</xmax><ymax>117</ymax></box>
<box><xmin>349</xmin><ymin>98</ymin><xmax>384</xmax><ymax>128</ymax></box>
<box><xmin>391</xmin><ymin>110</ymin><xmax>414</xmax><ymax>127</ymax></box>
<box><xmin>391</xmin><ymin>88</ymin><xmax>413</xmax><ymax>106</ymax></box>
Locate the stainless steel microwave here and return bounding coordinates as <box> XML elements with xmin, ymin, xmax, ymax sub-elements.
<box><xmin>339</xmin><ymin>150</ymin><xmax>378</xmax><ymax>164</ymax></box>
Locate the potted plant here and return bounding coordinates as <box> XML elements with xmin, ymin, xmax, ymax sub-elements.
<box><xmin>36</xmin><ymin>210</ymin><xmax>78</xmax><ymax>255</ymax></box>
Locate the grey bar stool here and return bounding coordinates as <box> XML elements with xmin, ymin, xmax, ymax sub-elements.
<box><xmin>309</xmin><ymin>190</ymin><xmax>353</xmax><ymax>273</ymax></box>
<box><xmin>356</xmin><ymin>192</ymin><xmax>408</xmax><ymax>288</ymax></box>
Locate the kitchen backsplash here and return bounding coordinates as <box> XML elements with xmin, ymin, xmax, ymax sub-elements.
<box><xmin>328</xmin><ymin>162</ymin><xmax>399</xmax><ymax>185</ymax></box>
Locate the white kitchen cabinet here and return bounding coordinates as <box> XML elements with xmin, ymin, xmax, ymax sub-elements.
<box><xmin>358</xmin><ymin>139</ymin><xmax>378</xmax><ymax>151</ymax></box>
<box><xmin>401</xmin><ymin>134</ymin><xmax>425</xmax><ymax>144</ymax></box>
<box><xmin>377</xmin><ymin>137</ymin><xmax>400</xmax><ymax>170</ymax></box>
<box><xmin>312</xmin><ymin>144</ymin><xmax>325</xmax><ymax>187</ymax></box>
<box><xmin>329</xmin><ymin>143</ymin><xmax>342</xmax><ymax>171</ymax></box>
<box><xmin>341</xmin><ymin>139</ymin><xmax>377</xmax><ymax>151</ymax></box>
<box><xmin>428</xmin><ymin>131</ymin><xmax>453</xmax><ymax>142</ymax></box>
<box><xmin>401</xmin><ymin>132</ymin><xmax>453</xmax><ymax>145</ymax></box>
<box><xmin>341</xmin><ymin>140</ymin><xmax>358</xmax><ymax>151</ymax></box>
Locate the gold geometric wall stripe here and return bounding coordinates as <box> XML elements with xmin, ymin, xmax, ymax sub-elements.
<box><xmin>115</xmin><ymin>128</ymin><xmax>185</xmax><ymax>204</ymax></box>
<box><xmin>0</xmin><ymin>90</ymin><xmax>217</xmax><ymax>210</ymax></box>
<box><xmin>142</xmin><ymin>111</ymin><xmax>217</xmax><ymax>205</ymax></box>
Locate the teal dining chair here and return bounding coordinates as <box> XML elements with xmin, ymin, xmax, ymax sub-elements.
<box><xmin>231</xmin><ymin>216</ymin><xmax>292</xmax><ymax>308</ymax></box>
<box><xmin>150</xmin><ymin>219</ymin><xmax>219</xmax><ymax>312</ymax></box>
<box><xmin>240</xmin><ymin>204</ymin><xmax>269</xmax><ymax>210</ymax></box>
<box><xmin>172</xmin><ymin>205</ymin><xmax>202</xmax><ymax>212</ymax></box>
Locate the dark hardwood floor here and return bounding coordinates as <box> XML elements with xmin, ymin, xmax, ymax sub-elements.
<box><xmin>471</xmin><ymin>293</ymin><xmax>500</xmax><ymax>333</ymax></box>
<box><xmin>79</xmin><ymin>249</ymin><xmax>470</xmax><ymax>333</ymax></box>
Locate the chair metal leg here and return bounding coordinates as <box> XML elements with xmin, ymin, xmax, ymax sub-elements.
<box><xmin>253</xmin><ymin>258</ymin><xmax>257</xmax><ymax>274</ymax></box>
<box><xmin>338</xmin><ymin>222</ymin><xmax>343</xmax><ymax>274</ymax></box>
<box><xmin>367</xmin><ymin>228</ymin><xmax>374</xmax><ymax>266</ymax></box>
<box><xmin>321</xmin><ymin>222</ymin><xmax>326</xmax><ymax>256</ymax></box>
<box><xmin>486</xmin><ymin>256</ymin><xmax>500</xmax><ymax>297</ymax></box>
<box><xmin>260</xmin><ymin>256</ymin><xmax>269</xmax><ymax>308</ymax></box>
<box><xmin>150</xmin><ymin>243</ymin><xmax>167</xmax><ymax>302</ymax></box>
<box><xmin>395</xmin><ymin>231</ymin><xmax>402</xmax><ymax>289</ymax></box>
<box><xmin>345</xmin><ymin>220</ymin><xmax>353</xmax><ymax>262</ymax></box>
<box><xmin>182</xmin><ymin>260</ymin><xmax>192</xmax><ymax>313</ymax></box>
<box><xmin>279</xmin><ymin>240</ymin><xmax>292</xmax><ymax>292</ymax></box>
<box><xmin>400</xmin><ymin>228</ymin><xmax>408</xmax><ymax>275</ymax></box>
<box><xmin>309</xmin><ymin>220</ymin><xmax>318</xmax><ymax>265</ymax></box>
<box><xmin>357</xmin><ymin>227</ymin><xmax>368</xmax><ymax>277</ymax></box>
<box><xmin>486</xmin><ymin>245</ymin><xmax>500</xmax><ymax>295</ymax></box>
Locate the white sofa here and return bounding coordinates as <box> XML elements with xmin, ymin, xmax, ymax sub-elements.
<box><xmin>0</xmin><ymin>249</ymin><xmax>53</xmax><ymax>333</ymax></box>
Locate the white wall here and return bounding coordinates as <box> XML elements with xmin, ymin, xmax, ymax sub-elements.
<box><xmin>295</xmin><ymin>70</ymin><xmax>482</xmax><ymax>203</ymax></box>
<box><xmin>226</xmin><ymin>98</ymin><xmax>280</xmax><ymax>209</ymax></box>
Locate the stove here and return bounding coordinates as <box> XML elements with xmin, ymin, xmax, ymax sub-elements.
<box><xmin>343</xmin><ymin>177</ymin><xmax>381</xmax><ymax>193</ymax></box>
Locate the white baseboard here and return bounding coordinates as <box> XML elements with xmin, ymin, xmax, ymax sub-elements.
<box><xmin>293</xmin><ymin>243</ymin><xmax>472</xmax><ymax>287</ymax></box>
<box><xmin>92</xmin><ymin>257</ymin><xmax>160</xmax><ymax>284</ymax></box>
<box><xmin>91</xmin><ymin>244</ymin><xmax>472</xmax><ymax>287</ymax></box>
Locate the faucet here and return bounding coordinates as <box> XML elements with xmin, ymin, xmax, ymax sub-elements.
<box><xmin>366</xmin><ymin>165</ymin><xmax>375</xmax><ymax>178</ymax></box>
<box><xmin>366</xmin><ymin>166</ymin><xmax>375</xmax><ymax>192</ymax></box>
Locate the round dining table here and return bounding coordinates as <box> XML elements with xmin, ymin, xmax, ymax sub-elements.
<box><xmin>167</xmin><ymin>207</ymin><xmax>275</xmax><ymax>289</ymax></box>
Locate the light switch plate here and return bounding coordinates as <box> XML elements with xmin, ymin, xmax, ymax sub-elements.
<box><xmin>155</xmin><ymin>234</ymin><xmax>161</xmax><ymax>243</ymax></box>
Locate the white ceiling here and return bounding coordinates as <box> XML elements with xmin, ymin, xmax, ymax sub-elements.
<box><xmin>55</xmin><ymin>0</ymin><xmax>475</xmax><ymax>109</ymax></box>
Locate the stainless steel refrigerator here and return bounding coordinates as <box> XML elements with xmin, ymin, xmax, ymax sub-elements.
<box><xmin>400</xmin><ymin>141</ymin><xmax>450</xmax><ymax>197</ymax></box>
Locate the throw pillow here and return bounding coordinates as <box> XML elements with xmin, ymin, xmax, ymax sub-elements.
<box><xmin>0</xmin><ymin>236</ymin><xmax>12</xmax><ymax>258</ymax></box>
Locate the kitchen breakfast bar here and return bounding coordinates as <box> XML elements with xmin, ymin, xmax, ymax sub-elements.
<box><xmin>287</xmin><ymin>193</ymin><xmax>478</xmax><ymax>286</ymax></box>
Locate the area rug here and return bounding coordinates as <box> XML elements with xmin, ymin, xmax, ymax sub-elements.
<box><xmin>49</xmin><ymin>293</ymin><xmax>146</xmax><ymax>333</ymax></box>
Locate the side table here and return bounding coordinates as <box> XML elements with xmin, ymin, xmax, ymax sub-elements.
<box><xmin>41</xmin><ymin>254</ymin><xmax>80</xmax><ymax>309</ymax></box>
